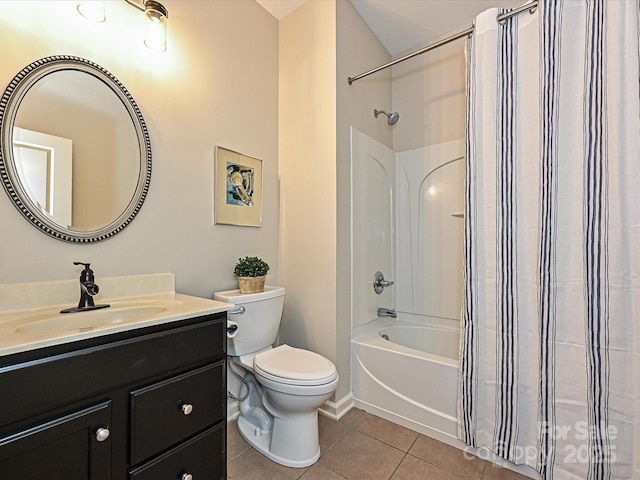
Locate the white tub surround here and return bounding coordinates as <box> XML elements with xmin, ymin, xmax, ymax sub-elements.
<box><xmin>350</xmin><ymin>132</ymin><xmax>465</xmax><ymax>443</ymax></box>
<box><xmin>0</xmin><ymin>273</ymin><xmax>233</xmax><ymax>356</ymax></box>
<box><xmin>395</xmin><ymin>140</ymin><xmax>464</xmax><ymax>321</ymax></box>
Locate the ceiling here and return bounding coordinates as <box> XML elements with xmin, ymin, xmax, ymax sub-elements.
<box><xmin>256</xmin><ymin>0</ymin><xmax>524</xmax><ymax>56</ymax></box>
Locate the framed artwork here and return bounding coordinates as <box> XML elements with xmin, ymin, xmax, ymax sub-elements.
<box><xmin>214</xmin><ymin>146</ymin><xmax>263</xmax><ymax>227</ymax></box>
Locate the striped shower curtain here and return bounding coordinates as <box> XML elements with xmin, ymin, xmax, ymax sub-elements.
<box><xmin>458</xmin><ymin>1</ymin><xmax>640</xmax><ymax>479</ymax></box>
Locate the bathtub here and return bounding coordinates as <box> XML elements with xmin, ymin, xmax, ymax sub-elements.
<box><xmin>351</xmin><ymin>317</ymin><xmax>460</xmax><ymax>441</ymax></box>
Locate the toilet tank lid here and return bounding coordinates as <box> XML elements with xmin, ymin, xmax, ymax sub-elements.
<box><xmin>213</xmin><ymin>285</ymin><xmax>285</xmax><ymax>303</ymax></box>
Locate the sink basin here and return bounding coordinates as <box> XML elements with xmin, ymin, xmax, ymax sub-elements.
<box><xmin>15</xmin><ymin>305</ymin><xmax>168</xmax><ymax>334</ymax></box>
<box><xmin>0</xmin><ymin>273</ymin><xmax>235</xmax><ymax>358</ymax></box>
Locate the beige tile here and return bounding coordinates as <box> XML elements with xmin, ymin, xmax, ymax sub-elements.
<box><xmin>356</xmin><ymin>413</ymin><xmax>419</xmax><ymax>452</ymax></box>
<box><xmin>391</xmin><ymin>454</ymin><xmax>466</xmax><ymax>480</ymax></box>
<box><xmin>227</xmin><ymin>421</ymin><xmax>251</xmax><ymax>462</ymax></box>
<box><xmin>319</xmin><ymin>415</ymin><xmax>350</xmax><ymax>455</ymax></box>
<box><xmin>227</xmin><ymin>448</ymin><xmax>306</xmax><ymax>480</ymax></box>
<box><xmin>299</xmin><ymin>462</ymin><xmax>348</xmax><ymax>480</ymax></box>
<box><xmin>482</xmin><ymin>463</ymin><xmax>533</xmax><ymax>479</ymax></box>
<box><xmin>319</xmin><ymin>430</ymin><xmax>405</xmax><ymax>480</ymax></box>
<box><xmin>318</xmin><ymin>408</ymin><xmax>368</xmax><ymax>456</ymax></box>
<box><xmin>333</xmin><ymin>408</ymin><xmax>368</xmax><ymax>431</ymax></box>
<box><xmin>408</xmin><ymin>435</ymin><xmax>486</xmax><ymax>480</ymax></box>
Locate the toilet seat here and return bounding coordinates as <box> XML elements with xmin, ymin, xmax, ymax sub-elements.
<box><xmin>254</xmin><ymin>344</ymin><xmax>337</xmax><ymax>386</ymax></box>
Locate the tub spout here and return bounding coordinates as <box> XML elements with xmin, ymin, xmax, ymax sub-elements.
<box><xmin>377</xmin><ymin>307</ymin><xmax>397</xmax><ymax>318</ymax></box>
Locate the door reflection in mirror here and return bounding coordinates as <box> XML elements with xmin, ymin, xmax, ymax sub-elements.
<box><xmin>13</xmin><ymin>127</ymin><xmax>72</xmax><ymax>228</ymax></box>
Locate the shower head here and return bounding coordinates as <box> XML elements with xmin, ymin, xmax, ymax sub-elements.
<box><xmin>374</xmin><ymin>109</ymin><xmax>400</xmax><ymax>126</ymax></box>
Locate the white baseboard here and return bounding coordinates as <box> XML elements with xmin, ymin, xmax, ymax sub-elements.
<box><xmin>318</xmin><ymin>392</ymin><xmax>353</xmax><ymax>420</ymax></box>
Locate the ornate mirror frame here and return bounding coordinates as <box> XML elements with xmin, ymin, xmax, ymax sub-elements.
<box><xmin>0</xmin><ymin>56</ymin><xmax>151</xmax><ymax>243</ymax></box>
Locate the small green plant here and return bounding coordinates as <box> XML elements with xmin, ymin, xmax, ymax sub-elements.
<box><xmin>234</xmin><ymin>256</ymin><xmax>270</xmax><ymax>278</ymax></box>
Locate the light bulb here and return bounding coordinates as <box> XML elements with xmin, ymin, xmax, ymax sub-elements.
<box><xmin>144</xmin><ymin>19</ymin><xmax>167</xmax><ymax>52</ymax></box>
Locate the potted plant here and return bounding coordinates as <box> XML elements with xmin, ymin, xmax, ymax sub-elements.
<box><xmin>234</xmin><ymin>256</ymin><xmax>270</xmax><ymax>294</ymax></box>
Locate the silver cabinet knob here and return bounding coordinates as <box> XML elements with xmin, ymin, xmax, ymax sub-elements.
<box><xmin>181</xmin><ymin>474</ymin><xmax>193</xmax><ymax>480</ymax></box>
<box><xmin>95</xmin><ymin>427</ymin><xmax>110</xmax><ymax>442</ymax></box>
<box><xmin>181</xmin><ymin>403</ymin><xmax>193</xmax><ymax>415</ymax></box>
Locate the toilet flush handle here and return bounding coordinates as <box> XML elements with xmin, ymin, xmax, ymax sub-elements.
<box><xmin>227</xmin><ymin>320</ymin><xmax>239</xmax><ymax>338</ymax></box>
<box><xmin>227</xmin><ymin>306</ymin><xmax>243</xmax><ymax>338</ymax></box>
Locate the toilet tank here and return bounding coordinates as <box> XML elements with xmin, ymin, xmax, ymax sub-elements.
<box><xmin>214</xmin><ymin>286</ymin><xmax>285</xmax><ymax>356</ymax></box>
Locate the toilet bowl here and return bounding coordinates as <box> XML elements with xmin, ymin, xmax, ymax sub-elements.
<box><xmin>214</xmin><ymin>287</ymin><xmax>338</xmax><ymax>468</ymax></box>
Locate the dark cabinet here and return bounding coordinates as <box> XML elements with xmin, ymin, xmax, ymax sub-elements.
<box><xmin>0</xmin><ymin>313</ymin><xmax>227</xmax><ymax>480</ymax></box>
<box><xmin>0</xmin><ymin>401</ymin><xmax>112</xmax><ymax>480</ymax></box>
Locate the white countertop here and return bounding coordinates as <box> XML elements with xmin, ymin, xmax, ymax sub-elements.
<box><xmin>0</xmin><ymin>273</ymin><xmax>233</xmax><ymax>357</ymax></box>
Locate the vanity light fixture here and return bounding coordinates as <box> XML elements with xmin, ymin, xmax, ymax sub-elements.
<box><xmin>126</xmin><ymin>0</ymin><xmax>169</xmax><ymax>52</ymax></box>
<box><xmin>77</xmin><ymin>0</ymin><xmax>169</xmax><ymax>52</ymax></box>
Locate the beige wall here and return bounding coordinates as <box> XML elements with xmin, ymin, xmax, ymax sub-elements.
<box><xmin>278</xmin><ymin>0</ymin><xmax>337</xmax><ymax>376</ymax></box>
<box><xmin>392</xmin><ymin>39</ymin><xmax>466</xmax><ymax>151</ymax></box>
<box><xmin>278</xmin><ymin>0</ymin><xmax>392</xmax><ymax>405</ymax></box>
<box><xmin>0</xmin><ymin>0</ymin><xmax>279</xmax><ymax>299</ymax></box>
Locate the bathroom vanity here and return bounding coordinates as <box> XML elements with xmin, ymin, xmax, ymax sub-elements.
<box><xmin>0</xmin><ymin>274</ymin><xmax>232</xmax><ymax>480</ymax></box>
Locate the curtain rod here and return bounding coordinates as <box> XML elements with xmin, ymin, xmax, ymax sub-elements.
<box><xmin>347</xmin><ymin>0</ymin><xmax>538</xmax><ymax>85</ymax></box>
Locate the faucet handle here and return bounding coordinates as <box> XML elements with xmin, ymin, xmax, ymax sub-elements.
<box><xmin>372</xmin><ymin>271</ymin><xmax>394</xmax><ymax>294</ymax></box>
<box><xmin>74</xmin><ymin>262</ymin><xmax>95</xmax><ymax>283</ymax></box>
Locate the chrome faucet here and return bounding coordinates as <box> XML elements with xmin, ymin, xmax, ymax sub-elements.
<box><xmin>372</xmin><ymin>271</ymin><xmax>394</xmax><ymax>294</ymax></box>
<box><xmin>61</xmin><ymin>262</ymin><xmax>110</xmax><ymax>313</ymax></box>
<box><xmin>377</xmin><ymin>307</ymin><xmax>397</xmax><ymax>318</ymax></box>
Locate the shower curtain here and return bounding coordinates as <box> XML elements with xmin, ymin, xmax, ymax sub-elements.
<box><xmin>458</xmin><ymin>2</ymin><xmax>640</xmax><ymax>479</ymax></box>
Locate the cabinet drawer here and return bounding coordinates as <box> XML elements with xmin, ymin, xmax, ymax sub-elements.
<box><xmin>129</xmin><ymin>423</ymin><xmax>225</xmax><ymax>480</ymax></box>
<box><xmin>130</xmin><ymin>362</ymin><xmax>225</xmax><ymax>465</ymax></box>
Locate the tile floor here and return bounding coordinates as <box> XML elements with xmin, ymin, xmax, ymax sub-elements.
<box><xmin>227</xmin><ymin>408</ymin><xmax>531</xmax><ymax>480</ymax></box>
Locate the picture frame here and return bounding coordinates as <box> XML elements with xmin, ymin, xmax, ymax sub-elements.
<box><xmin>214</xmin><ymin>146</ymin><xmax>263</xmax><ymax>227</ymax></box>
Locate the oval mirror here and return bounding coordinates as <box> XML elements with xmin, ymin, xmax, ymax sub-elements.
<box><xmin>0</xmin><ymin>56</ymin><xmax>151</xmax><ymax>243</ymax></box>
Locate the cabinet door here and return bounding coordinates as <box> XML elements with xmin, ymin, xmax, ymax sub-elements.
<box><xmin>0</xmin><ymin>401</ymin><xmax>111</xmax><ymax>480</ymax></box>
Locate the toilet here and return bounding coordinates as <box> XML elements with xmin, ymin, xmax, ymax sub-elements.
<box><xmin>213</xmin><ymin>286</ymin><xmax>338</xmax><ymax>468</ymax></box>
